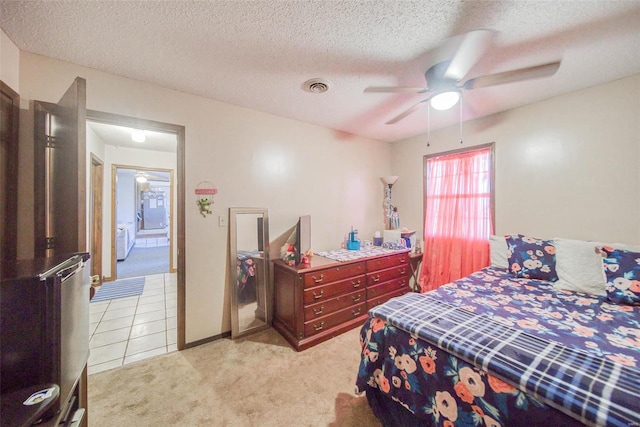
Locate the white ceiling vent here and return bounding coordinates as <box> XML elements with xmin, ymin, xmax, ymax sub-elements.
<box><xmin>303</xmin><ymin>78</ymin><xmax>332</xmax><ymax>94</ymax></box>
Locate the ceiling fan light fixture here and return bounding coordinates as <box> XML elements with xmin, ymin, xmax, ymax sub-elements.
<box><xmin>430</xmin><ymin>91</ymin><xmax>460</xmax><ymax>111</ymax></box>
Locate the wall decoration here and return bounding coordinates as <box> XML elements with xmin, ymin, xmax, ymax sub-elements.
<box><xmin>195</xmin><ymin>181</ymin><xmax>217</xmax><ymax>217</ymax></box>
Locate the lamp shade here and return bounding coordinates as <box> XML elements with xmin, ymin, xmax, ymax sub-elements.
<box><xmin>381</xmin><ymin>175</ymin><xmax>399</xmax><ymax>186</ymax></box>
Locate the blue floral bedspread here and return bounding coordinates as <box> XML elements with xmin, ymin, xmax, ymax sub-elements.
<box><xmin>236</xmin><ymin>250</ymin><xmax>260</xmax><ymax>303</ymax></box>
<box><xmin>355</xmin><ymin>267</ymin><xmax>640</xmax><ymax>426</ymax></box>
<box><xmin>438</xmin><ymin>267</ymin><xmax>640</xmax><ymax>369</ymax></box>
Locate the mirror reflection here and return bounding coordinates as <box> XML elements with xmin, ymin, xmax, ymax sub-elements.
<box><xmin>229</xmin><ymin>207</ymin><xmax>270</xmax><ymax>338</ymax></box>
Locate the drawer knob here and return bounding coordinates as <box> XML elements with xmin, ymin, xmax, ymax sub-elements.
<box><xmin>352</xmin><ymin>308</ymin><xmax>361</xmax><ymax>316</ymax></box>
<box><xmin>399</xmin><ymin>269</ymin><xmax>406</xmax><ymax>275</ymax></box>
<box><xmin>352</xmin><ymin>295</ymin><xmax>362</xmax><ymax>303</ymax></box>
<box><xmin>352</xmin><ymin>280</ymin><xmax>361</xmax><ymax>288</ymax></box>
<box><xmin>313</xmin><ymin>321</ymin><xmax>325</xmax><ymax>331</ymax></box>
<box><xmin>312</xmin><ymin>305</ymin><xmax>324</xmax><ymax>316</ymax></box>
<box><xmin>312</xmin><ymin>289</ymin><xmax>324</xmax><ymax>299</ymax></box>
<box><xmin>312</xmin><ymin>274</ymin><xmax>324</xmax><ymax>284</ymax></box>
<box><xmin>372</xmin><ymin>275</ymin><xmax>380</xmax><ymax>282</ymax></box>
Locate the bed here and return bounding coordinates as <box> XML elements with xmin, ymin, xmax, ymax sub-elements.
<box><xmin>355</xmin><ymin>235</ymin><xmax>640</xmax><ymax>426</ymax></box>
<box><xmin>116</xmin><ymin>222</ymin><xmax>136</xmax><ymax>261</ymax></box>
<box><xmin>236</xmin><ymin>249</ymin><xmax>261</xmax><ymax>304</ymax></box>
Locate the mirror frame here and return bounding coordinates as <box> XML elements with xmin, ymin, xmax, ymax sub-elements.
<box><xmin>228</xmin><ymin>207</ymin><xmax>270</xmax><ymax>339</ymax></box>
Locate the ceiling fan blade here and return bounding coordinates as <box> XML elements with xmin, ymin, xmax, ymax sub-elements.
<box><xmin>463</xmin><ymin>61</ymin><xmax>561</xmax><ymax>90</ymax></box>
<box><xmin>365</xmin><ymin>86</ymin><xmax>429</xmax><ymax>94</ymax></box>
<box><xmin>444</xmin><ymin>29</ymin><xmax>495</xmax><ymax>81</ymax></box>
<box><xmin>386</xmin><ymin>99</ymin><xmax>430</xmax><ymax>125</ymax></box>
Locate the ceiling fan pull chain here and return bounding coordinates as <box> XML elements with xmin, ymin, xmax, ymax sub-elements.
<box><xmin>426</xmin><ymin>103</ymin><xmax>431</xmax><ymax>147</ymax></box>
<box><xmin>459</xmin><ymin>93</ymin><xmax>464</xmax><ymax>144</ymax></box>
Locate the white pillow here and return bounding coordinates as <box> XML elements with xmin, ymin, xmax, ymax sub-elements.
<box><xmin>489</xmin><ymin>235</ymin><xmax>508</xmax><ymax>269</ymax></box>
<box><xmin>553</xmin><ymin>238</ymin><xmax>605</xmax><ymax>295</ymax></box>
<box><xmin>553</xmin><ymin>238</ymin><xmax>640</xmax><ymax>296</ymax></box>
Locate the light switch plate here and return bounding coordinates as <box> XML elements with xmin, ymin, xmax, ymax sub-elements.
<box><xmin>218</xmin><ymin>215</ymin><xmax>227</xmax><ymax>227</ymax></box>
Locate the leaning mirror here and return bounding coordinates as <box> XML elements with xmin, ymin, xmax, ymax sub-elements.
<box><xmin>229</xmin><ymin>207</ymin><xmax>270</xmax><ymax>339</ymax></box>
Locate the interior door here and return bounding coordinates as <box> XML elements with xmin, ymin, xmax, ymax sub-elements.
<box><xmin>0</xmin><ymin>81</ymin><xmax>19</xmax><ymax>263</ymax></box>
<box><xmin>34</xmin><ymin>77</ymin><xmax>87</xmax><ymax>257</ymax></box>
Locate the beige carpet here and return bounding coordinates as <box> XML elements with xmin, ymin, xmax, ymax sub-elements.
<box><xmin>88</xmin><ymin>327</ymin><xmax>381</xmax><ymax>426</ymax></box>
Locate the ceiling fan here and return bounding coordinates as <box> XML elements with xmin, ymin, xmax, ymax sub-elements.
<box><xmin>365</xmin><ymin>30</ymin><xmax>561</xmax><ymax>124</ymax></box>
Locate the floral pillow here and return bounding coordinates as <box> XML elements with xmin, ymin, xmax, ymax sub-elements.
<box><xmin>598</xmin><ymin>246</ymin><xmax>640</xmax><ymax>305</ymax></box>
<box><xmin>506</xmin><ymin>234</ymin><xmax>558</xmax><ymax>282</ymax></box>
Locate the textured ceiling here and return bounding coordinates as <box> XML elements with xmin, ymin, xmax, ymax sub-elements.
<box><xmin>1</xmin><ymin>1</ymin><xmax>639</xmax><ymax>143</ymax></box>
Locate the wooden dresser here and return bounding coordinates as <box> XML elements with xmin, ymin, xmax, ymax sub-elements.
<box><xmin>272</xmin><ymin>250</ymin><xmax>411</xmax><ymax>351</ymax></box>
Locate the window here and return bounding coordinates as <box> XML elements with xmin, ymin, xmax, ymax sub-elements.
<box><xmin>419</xmin><ymin>144</ymin><xmax>494</xmax><ymax>292</ymax></box>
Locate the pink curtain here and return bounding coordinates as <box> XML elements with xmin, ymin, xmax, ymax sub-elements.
<box><xmin>419</xmin><ymin>147</ymin><xmax>493</xmax><ymax>292</ymax></box>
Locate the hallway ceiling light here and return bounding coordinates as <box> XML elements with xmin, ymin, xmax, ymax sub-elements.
<box><xmin>131</xmin><ymin>129</ymin><xmax>146</xmax><ymax>142</ymax></box>
<box><xmin>135</xmin><ymin>172</ymin><xmax>148</xmax><ymax>183</ymax></box>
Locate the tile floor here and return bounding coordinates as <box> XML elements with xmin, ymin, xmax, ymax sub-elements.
<box><xmin>88</xmin><ymin>272</ymin><xmax>177</xmax><ymax>375</ymax></box>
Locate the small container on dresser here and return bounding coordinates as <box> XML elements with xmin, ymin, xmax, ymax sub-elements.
<box><xmin>272</xmin><ymin>250</ymin><xmax>410</xmax><ymax>351</ymax></box>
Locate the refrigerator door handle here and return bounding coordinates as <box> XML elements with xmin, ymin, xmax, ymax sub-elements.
<box><xmin>38</xmin><ymin>255</ymin><xmax>85</xmax><ymax>282</ymax></box>
<box><xmin>57</xmin><ymin>259</ymin><xmax>86</xmax><ymax>283</ymax></box>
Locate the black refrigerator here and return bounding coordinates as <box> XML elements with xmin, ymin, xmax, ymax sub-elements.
<box><xmin>1</xmin><ymin>252</ymin><xmax>90</xmax><ymax>425</ymax></box>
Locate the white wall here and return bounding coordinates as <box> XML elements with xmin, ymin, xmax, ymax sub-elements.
<box><xmin>392</xmin><ymin>74</ymin><xmax>640</xmax><ymax>245</ymax></box>
<box><xmin>17</xmin><ymin>52</ymin><xmax>392</xmax><ymax>343</ymax></box>
<box><xmin>0</xmin><ymin>28</ymin><xmax>19</xmax><ymax>92</ymax></box>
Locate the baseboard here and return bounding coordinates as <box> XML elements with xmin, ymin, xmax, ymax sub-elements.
<box><xmin>183</xmin><ymin>331</ymin><xmax>231</xmax><ymax>349</ymax></box>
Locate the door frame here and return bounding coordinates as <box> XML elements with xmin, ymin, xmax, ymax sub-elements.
<box><xmin>0</xmin><ymin>80</ymin><xmax>20</xmax><ymax>262</ymax></box>
<box><xmin>86</xmin><ymin>110</ymin><xmax>186</xmax><ymax>351</ymax></box>
<box><xmin>90</xmin><ymin>153</ymin><xmax>104</xmax><ymax>281</ymax></box>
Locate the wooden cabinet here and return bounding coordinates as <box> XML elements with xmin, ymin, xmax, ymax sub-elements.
<box><xmin>272</xmin><ymin>251</ymin><xmax>410</xmax><ymax>351</ymax></box>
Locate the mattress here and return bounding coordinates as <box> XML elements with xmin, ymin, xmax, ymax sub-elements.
<box><xmin>356</xmin><ymin>267</ymin><xmax>640</xmax><ymax>426</ymax></box>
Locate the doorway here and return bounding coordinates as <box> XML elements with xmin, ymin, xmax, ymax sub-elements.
<box><xmin>85</xmin><ymin>111</ymin><xmax>185</xmax><ymax>373</ymax></box>
<box><xmin>113</xmin><ymin>166</ymin><xmax>174</xmax><ymax>280</ymax></box>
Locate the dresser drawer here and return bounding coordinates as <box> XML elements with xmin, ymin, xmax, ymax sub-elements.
<box><xmin>303</xmin><ymin>275</ymin><xmax>365</xmax><ymax>305</ymax></box>
<box><xmin>366</xmin><ymin>264</ymin><xmax>410</xmax><ymax>287</ymax></box>
<box><xmin>367</xmin><ymin>276</ymin><xmax>408</xmax><ymax>299</ymax></box>
<box><xmin>366</xmin><ymin>252</ymin><xmax>409</xmax><ymax>272</ymax></box>
<box><xmin>303</xmin><ymin>302</ymin><xmax>367</xmax><ymax>337</ymax></box>
<box><xmin>302</xmin><ymin>262</ymin><xmax>365</xmax><ymax>287</ymax></box>
<box><xmin>367</xmin><ymin>287</ymin><xmax>408</xmax><ymax>311</ymax></box>
<box><xmin>304</xmin><ymin>289</ymin><xmax>365</xmax><ymax>320</ymax></box>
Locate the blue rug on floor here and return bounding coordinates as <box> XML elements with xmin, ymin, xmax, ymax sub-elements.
<box><xmin>92</xmin><ymin>277</ymin><xmax>145</xmax><ymax>303</ymax></box>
